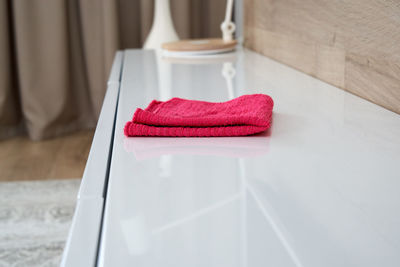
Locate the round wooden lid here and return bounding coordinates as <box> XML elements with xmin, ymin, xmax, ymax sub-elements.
<box><xmin>162</xmin><ymin>38</ymin><xmax>237</xmax><ymax>52</ymax></box>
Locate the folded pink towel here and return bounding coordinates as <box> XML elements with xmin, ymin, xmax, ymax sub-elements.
<box><xmin>124</xmin><ymin>94</ymin><xmax>273</xmax><ymax>137</ymax></box>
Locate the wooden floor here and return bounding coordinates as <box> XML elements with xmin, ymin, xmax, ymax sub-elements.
<box><xmin>0</xmin><ymin>130</ymin><xmax>94</xmax><ymax>182</ymax></box>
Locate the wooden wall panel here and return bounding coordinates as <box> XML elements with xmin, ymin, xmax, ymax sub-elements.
<box><xmin>244</xmin><ymin>0</ymin><xmax>400</xmax><ymax>114</ymax></box>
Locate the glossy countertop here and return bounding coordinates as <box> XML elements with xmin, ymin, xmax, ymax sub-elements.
<box><xmin>98</xmin><ymin>49</ymin><xmax>400</xmax><ymax>267</ymax></box>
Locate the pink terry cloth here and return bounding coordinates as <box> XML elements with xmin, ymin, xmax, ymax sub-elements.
<box><xmin>124</xmin><ymin>94</ymin><xmax>274</xmax><ymax>137</ymax></box>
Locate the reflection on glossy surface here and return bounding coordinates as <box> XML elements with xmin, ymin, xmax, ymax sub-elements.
<box><xmin>123</xmin><ymin>131</ymin><xmax>270</xmax><ymax>160</ymax></box>
<box><xmin>99</xmin><ymin>49</ymin><xmax>400</xmax><ymax>267</ymax></box>
<box><xmin>161</xmin><ymin>51</ymin><xmax>237</xmax><ymax>64</ymax></box>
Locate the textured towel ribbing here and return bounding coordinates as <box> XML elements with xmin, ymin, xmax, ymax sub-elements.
<box><xmin>124</xmin><ymin>94</ymin><xmax>274</xmax><ymax>137</ymax></box>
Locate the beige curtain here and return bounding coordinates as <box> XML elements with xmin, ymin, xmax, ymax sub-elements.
<box><xmin>0</xmin><ymin>0</ymin><xmax>226</xmax><ymax>140</ymax></box>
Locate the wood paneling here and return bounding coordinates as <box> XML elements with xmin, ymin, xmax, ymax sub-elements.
<box><xmin>244</xmin><ymin>0</ymin><xmax>400</xmax><ymax>114</ymax></box>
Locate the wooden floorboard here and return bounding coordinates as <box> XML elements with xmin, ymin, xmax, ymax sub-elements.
<box><xmin>0</xmin><ymin>130</ymin><xmax>94</xmax><ymax>182</ymax></box>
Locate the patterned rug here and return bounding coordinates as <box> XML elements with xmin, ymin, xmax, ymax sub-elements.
<box><xmin>0</xmin><ymin>179</ymin><xmax>80</xmax><ymax>267</ymax></box>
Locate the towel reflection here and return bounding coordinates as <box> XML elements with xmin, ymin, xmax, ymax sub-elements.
<box><xmin>123</xmin><ymin>130</ymin><xmax>271</xmax><ymax>160</ymax></box>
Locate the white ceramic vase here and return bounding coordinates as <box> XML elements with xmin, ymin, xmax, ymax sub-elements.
<box><xmin>143</xmin><ymin>0</ymin><xmax>179</xmax><ymax>50</ymax></box>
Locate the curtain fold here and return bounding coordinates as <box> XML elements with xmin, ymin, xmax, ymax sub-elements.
<box><xmin>0</xmin><ymin>0</ymin><xmax>226</xmax><ymax>140</ymax></box>
<box><xmin>0</xmin><ymin>0</ymin><xmax>21</xmax><ymax>138</ymax></box>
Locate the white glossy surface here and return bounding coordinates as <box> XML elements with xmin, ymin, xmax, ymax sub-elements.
<box><xmin>108</xmin><ymin>51</ymin><xmax>124</xmax><ymax>85</ymax></box>
<box><xmin>78</xmin><ymin>82</ymin><xmax>120</xmax><ymax>199</ymax></box>
<box><xmin>61</xmin><ymin>198</ymin><xmax>104</xmax><ymax>267</ymax></box>
<box><xmin>99</xmin><ymin>49</ymin><xmax>400</xmax><ymax>267</ymax></box>
<box><xmin>78</xmin><ymin>52</ymin><xmax>123</xmax><ymax>199</ymax></box>
<box><xmin>63</xmin><ymin>52</ymin><xmax>123</xmax><ymax>266</ymax></box>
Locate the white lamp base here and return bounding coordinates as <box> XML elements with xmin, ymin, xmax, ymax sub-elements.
<box><xmin>143</xmin><ymin>0</ymin><xmax>179</xmax><ymax>50</ymax></box>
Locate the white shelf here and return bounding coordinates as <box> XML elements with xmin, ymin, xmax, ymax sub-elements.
<box><xmin>67</xmin><ymin>49</ymin><xmax>400</xmax><ymax>267</ymax></box>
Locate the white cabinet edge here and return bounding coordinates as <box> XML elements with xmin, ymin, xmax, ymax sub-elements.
<box><xmin>60</xmin><ymin>197</ymin><xmax>104</xmax><ymax>267</ymax></box>
<box><xmin>108</xmin><ymin>51</ymin><xmax>124</xmax><ymax>85</ymax></box>
<box><xmin>78</xmin><ymin>52</ymin><xmax>124</xmax><ymax>199</ymax></box>
<box><xmin>62</xmin><ymin>51</ymin><xmax>124</xmax><ymax>266</ymax></box>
